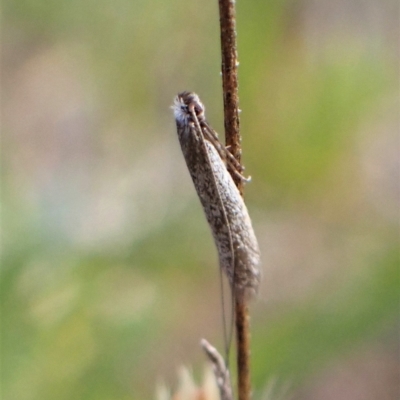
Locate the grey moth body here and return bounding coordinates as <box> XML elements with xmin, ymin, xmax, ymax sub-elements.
<box><xmin>173</xmin><ymin>91</ymin><xmax>260</xmax><ymax>301</ymax></box>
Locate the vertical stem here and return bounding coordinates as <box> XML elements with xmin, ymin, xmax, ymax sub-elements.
<box><xmin>235</xmin><ymin>299</ymin><xmax>251</xmax><ymax>400</ymax></box>
<box><xmin>218</xmin><ymin>1</ymin><xmax>251</xmax><ymax>400</ymax></box>
<box><xmin>218</xmin><ymin>0</ymin><xmax>242</xmax><ymax>192</ymax></box>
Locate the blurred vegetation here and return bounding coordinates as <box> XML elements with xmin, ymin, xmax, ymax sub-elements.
<box><xmin>2</xmin><ymin>0</ymin><xmax>399</xmax><ymax>399</ymax></box>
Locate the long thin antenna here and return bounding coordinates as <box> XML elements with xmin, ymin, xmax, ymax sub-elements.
<box><xmin>218</xmin><ymin>1</ymin><xmax>253</xmax><ymax>400</ymax></box>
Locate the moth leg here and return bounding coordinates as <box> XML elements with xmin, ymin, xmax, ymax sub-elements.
<box><xmin>225</xmin><ymin>145</ymin><xmax>246</xmax><ymax>171</ymax></box>
<box><xmin>223</xmin><ymin>147</ymin><xmax>252</xmax><ymax>182</ymax></box>
<box><xmin>222</xmin><ymin>146</ymin><xmax>245</xmax><ymax>172</ymax></box>
<box><xmin>202</xmin><ymin>125</ymin><xmax>245</xmax><ymax>172</ymax></box>
<box><xmin>203</xmin><ymin>127</ymin><xmax>251</xmax><ymax>181</ymax></box>
<box><xmin>227</xmin><ymin>162</ymin><xmax>252</xmax><ymax>183</ymax></box>
<box><xmin>193</xmin><ymin>116</ymin><xmax>251</xmax><ymax>182</ymax></box>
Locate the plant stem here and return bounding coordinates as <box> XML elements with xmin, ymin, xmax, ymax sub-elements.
<box><xmin>235</xmin><ymin>299</ymin><xmax>251</xmax><ymax>400</ymax></box>
<box><xmin>218</xmin><ymin>1</ymin><xmax>251</xmax><ymax>399</ymax></box>
<box><xmin>218</xmin><ymin>0</ymin><xmax>242</xmax><ymax>191</ymax></box>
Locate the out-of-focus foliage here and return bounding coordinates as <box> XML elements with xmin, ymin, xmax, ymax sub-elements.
<box><xmin>2</xmin><ymin>0</ymin><xmax>399</xmax><ymax>399</ymax></box>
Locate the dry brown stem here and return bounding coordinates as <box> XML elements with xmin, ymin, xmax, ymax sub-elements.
<box><xmin>218</xmin><ymin>0</ymin><xmax>242</xmax><ymax>191</ymax></box>
<box><xmin>218</xmin><ymin>1</ymin><xmax>252</xmax><ymax>399</ymax></box>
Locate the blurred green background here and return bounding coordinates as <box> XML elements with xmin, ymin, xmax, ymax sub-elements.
<box><xmin>2</xmin><ymin>0</ymin><xmax>399</xmax><ymax>399</ymax></box>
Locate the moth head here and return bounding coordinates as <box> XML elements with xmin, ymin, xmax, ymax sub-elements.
<box><xmin>173</xmin><ymin>91</ymin><xmax>205</xmax><ymax>125</ymax></box>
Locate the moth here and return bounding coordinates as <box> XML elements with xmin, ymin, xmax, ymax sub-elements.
<box><xmin>173</xmin><ymin>91</ymin><xmax>260</xmax><ymax>301</ymax></box>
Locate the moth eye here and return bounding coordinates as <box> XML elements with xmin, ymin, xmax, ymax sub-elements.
<box><xmin>195</xmin><ymin>105</ymin><xmax>203</xmax><ymax>114</ymax></box>
<box><xmin>181</xmin><ymin>104</ymin><xmax>188</xmax><ymax>112</ymax></box>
